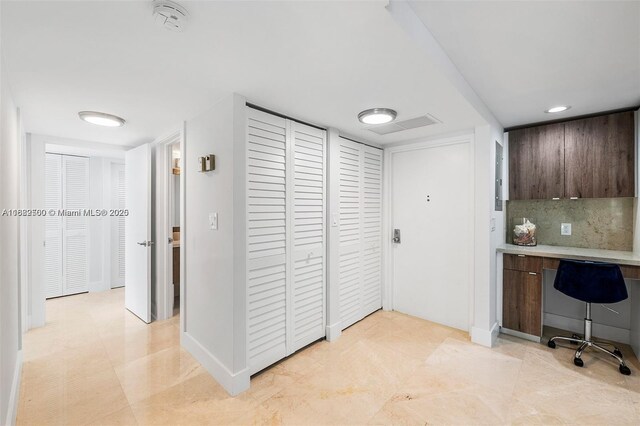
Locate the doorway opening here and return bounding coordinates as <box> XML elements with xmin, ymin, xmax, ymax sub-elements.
<box><xmin>43</xmin><ymin>148</ymin><xmax>126</xmax><ymax>301</ymax></box>
<box><xmin>169</xmin><ymin>142</ymin><xmax>181</xmax><ymax>317</ymax></box>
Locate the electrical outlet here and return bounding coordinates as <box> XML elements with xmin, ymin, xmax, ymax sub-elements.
<box><xmin>561</xmin><ymin>223</ymin><xmax>572</xmax><ymax>236</ymax></box>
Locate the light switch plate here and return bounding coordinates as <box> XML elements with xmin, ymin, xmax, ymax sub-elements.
<box><xmin>209</xmin><ymin>213</ymin><xmax>218</xmax><ymax>230</ymax></box>
<box><xmin>561</xmin><ymin>223</ymin><xmax>571</xmax><ymax>236</ymax></box>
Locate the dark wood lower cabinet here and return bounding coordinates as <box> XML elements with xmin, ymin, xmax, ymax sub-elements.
<box><xmin>503</xmin><ymin>269</ymin><xmax>542</xmax><ymax>336</ymax></box>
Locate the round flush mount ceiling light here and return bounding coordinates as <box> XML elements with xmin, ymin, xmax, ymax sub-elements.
<box><xmin>358</xmin><ymin>108</ymin><xmax>397</xmax><ymax>125</ymax></box>
<box><xmin>545</xmin><ymin>105</ymin><xmax>571</xmax><ymax>113</ymax></box>
<box><xmin>78</xmin><ymin>111</ymin><xmax>126</xmax><ymax>127</ymax></box>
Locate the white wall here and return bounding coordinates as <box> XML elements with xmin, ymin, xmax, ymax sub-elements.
<box><xmin>181</xmin><ymin>94</ymin><xmax>248</xmax><ymax>396</ymax></box>
<box><xmin>0</xmin><ymin>43</ymin><xmax>23</xmax><ymax>426</ymax></box>
<box><xmin>471</xmin><ymin>124</ymin><xmax>505</xmax><ymax>347</ymax></box>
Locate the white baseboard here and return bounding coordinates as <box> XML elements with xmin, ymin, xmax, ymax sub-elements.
<box><xmin>544</xmin><ymin>313</ymin><xmax>630</xmax><ymax>344</ymax></box>
<box><xmin>325</xmin><ymin>322</ymin><xmax>342</xmax><ymax>342</ymax></box>
<box><xmin>4</xmin><ymin>350</ymin><xmax>23</xmax><ymax>426</ymax></box>
<box><xmin>181</xmin><ymin>332</ymin><xmax>249</xmax><ymax>396</ymax></box>
<box><xmin>471</xmin><ymin>322</ymin><xmax>499</xmax><ymax>347</ymax></box>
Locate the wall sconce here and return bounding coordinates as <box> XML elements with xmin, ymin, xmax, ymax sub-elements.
<box><xmin>198</xmin><ymin>154</ymin><xmax>215</xmax><ymax>172</ymax></box>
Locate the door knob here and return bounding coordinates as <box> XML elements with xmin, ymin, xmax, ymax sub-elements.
<box><xmin>393</xmin><ymin>229</ymin><xmax>401</xmax><ymax>244</ymax></box>
<box><xmin>137</xmin><ymin>241</ymin><xmax>148</xmax><ymax>246</ymax></box>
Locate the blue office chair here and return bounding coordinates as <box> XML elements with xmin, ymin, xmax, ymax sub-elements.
<box><xmin>547</xmin><ymin>259</ymin><xmax>631</xmax><ymax>375</ymax></box>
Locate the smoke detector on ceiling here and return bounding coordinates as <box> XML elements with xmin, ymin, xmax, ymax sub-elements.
<box><xmin>153</xmin><ymin>0</ymin><xmax>189</xmax><ymax>32</ymax></box>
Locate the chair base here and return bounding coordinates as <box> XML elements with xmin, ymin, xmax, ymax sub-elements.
<box><xmin>547</xmin><ymin>302</ymin><xmax>630</xmax><ymax>375</ymax></box>
<box><xmin>548</xmin><ymin>336</ymin><xmax>630</xmax><ymax>375</ymax></box>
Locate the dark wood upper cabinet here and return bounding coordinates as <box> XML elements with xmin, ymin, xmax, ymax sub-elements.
<box><xmin>564</xmin><ymin>111</ymin><xmax>635</xmax><ymax>198</ymax></box>
<box><xmin>509</xmin><ymin>123</ymin><xmax>565</xmax><ymax>200</ymax></box>
<box><xmin>508</xmin><ymin>111</ymin><xmax>635</xmax><ymax>200</ymax></box>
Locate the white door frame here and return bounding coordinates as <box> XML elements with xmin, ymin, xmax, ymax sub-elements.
<box><xmin>154</xmin><ymin>128</ymin><xmax>184</xmax><ymax>321</ymax></box>
<box><xmin>382</xmin><ymin>133</ymin><xmax>476</xmax><ymax>331</ymax></box>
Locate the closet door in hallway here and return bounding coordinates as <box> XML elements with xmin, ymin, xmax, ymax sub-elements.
<box><xmin>337</xmin><ymin>138</ymin><xmax>383</xmax><ymax>331</ymax></box>
<box><xmin>246</xmin><ymin>107</ymin><xmax>326</xmax><ymax>375</ymax></box>
<box><xmin>44</xmin><ymin>153</ymin><xmax>90</xmax><ymax>298</ymax></box>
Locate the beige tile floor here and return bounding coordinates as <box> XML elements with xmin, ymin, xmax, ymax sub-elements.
<box><xmin>17</xmin><ymin>288</ymin><xmax>640</xmax><ymax>425</ymax></box>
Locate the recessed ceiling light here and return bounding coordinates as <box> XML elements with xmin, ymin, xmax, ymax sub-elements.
<box><xmin>545</xmin><ymin>106</ymin><xmax>571</xmax><ymax>113</ymax></box>
<box><xmin>358</xmin><ymin>108</ymin><xmax>397</xmax><ymax>125</ymax></box>
<box><xmin>78</xmin><ymin>111</ymin><xmax>126</xmax><ymax>127</ymax></box>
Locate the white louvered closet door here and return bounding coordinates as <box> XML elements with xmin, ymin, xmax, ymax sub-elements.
<box><xmin>246</xmin><ymin>108</ymin><xmax>289</xmax><ymax>374</ymax></box>
<box><xmin>111</xmin><ymin>163</ymin><xmax>126</xmax><ymax>288</ymax></box>
<box><xmin>360</xmin><ymin>145</ymin><xmax>383</xmax><ymax>315</ymax></box>
<box><xmin>290</xmin><ymin>122</ymin><xmax>326</xmax><ymax>353</ymax></box>
<box><xmin>45</xmin><ymin>154</ymin><xmax>63</xmax><ymax>298</ymax></box>
<box><xmin>246</xmin><ymin>107</ymin><xmax>327</xmax><ymax>375</ymax></box>
<box><xmin>337</xmin><ymin>138</ymin><xmax>363</xmax><ymax>329</ymax></box>
<box><xmin>338</xmin><ymin>138</ymin><xmax>383</xmax><ymax>330</ymax></box>
<box><xmin>62</xmin><ymin>155</ymin><xmax>90</xmax><ymax>296</ymax></box>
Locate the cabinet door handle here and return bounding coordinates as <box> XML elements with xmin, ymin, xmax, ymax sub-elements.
<box><xmin>528</xmin><ymin>272</ymin><xmax>537</xmax><ymax>276</ymax></box>
<box><xmin>517</xmin><ymin>255</ymin><xmax>525</xmax><ymax>258</ymax></box>
<box><xmin>570</xmin><ymin>197</ymin><xmax>579</xmax><ymax>200</ymax></box>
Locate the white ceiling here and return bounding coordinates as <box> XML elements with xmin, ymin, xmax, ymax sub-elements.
<box><xmin>409</xmin><ymin>1</ymin><xmax>640</xmax><ymax>128</ymax></box>
<box><xmin>1</xmin><ymin>0</ymin><xmax>486</xmax><ymax>147</ymax></box>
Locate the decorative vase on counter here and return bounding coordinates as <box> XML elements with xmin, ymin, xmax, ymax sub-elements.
<box><xmin>513</xmin><ymin>218</ymin><xmax>537</xmax><ymax>246</ymax></box>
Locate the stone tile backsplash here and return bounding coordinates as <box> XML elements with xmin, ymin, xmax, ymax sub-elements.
<box><xmin>506</xmin><ymin>198</ymin><xmax>634</xmax><ymax>251</ymax></box>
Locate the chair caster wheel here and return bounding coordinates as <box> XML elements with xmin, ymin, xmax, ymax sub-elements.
<box><xmin>619</xmin><ymin>365</ymin><xmax>631</xmax><ymax>376</ymax></box>
<box><xmin>547</xmin><ymin>340</ymin><xmax>556</xmax><ymax>349</ymax></box>
<box><xmin>614</xmin><ymin>349</ymin><xmax>623</xmax><ymax>358</ymax></box>
<box><xmin>574</xmin><ymin>357</ymin><xmax>584</xmax><ymax>367</ymax></box>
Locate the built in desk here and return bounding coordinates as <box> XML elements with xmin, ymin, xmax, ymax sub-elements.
<box><xmin>496</xmin><ymin>244</ymin><xmax>640</xmax><ymax>355</ymax></box>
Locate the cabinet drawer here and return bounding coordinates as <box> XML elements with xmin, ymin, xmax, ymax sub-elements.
<box><xmin>503</xmin><ymin>254</ymin><xmax>542</xmax><ymax>273</ymax></box>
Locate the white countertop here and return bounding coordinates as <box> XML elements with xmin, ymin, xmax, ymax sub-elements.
<box><xmin>497</xmin><ymin>244</ymin><xmax>640</xmax><ymax>266</ymax></box>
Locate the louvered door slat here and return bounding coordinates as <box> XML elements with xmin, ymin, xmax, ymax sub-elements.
<box><xmin>117</xmin><ymin>167</ymin><xmax>126</xmax><ymax>283</ymax></box>
<box><xmin>290</xmin><ymin>122</ymin><xmax>326</xmax><ymax>352</ymax></box>
<box><xmin>361</xmin><ymin>146</ymin><xmax>383</xmax><ymax>315</ymax></box>
<box><xmin>246</xmin><ymin>108</ymin><xmax>288</xmax><ymax>375</ymax></box>
<box><xmin>45</xmin><ymin>154</ymin><xmax>63</xmax><ymax>298</ymax></box>
<box><xmin>338</xmin><ymin>138</ymin><xmax>363</xmax><ymax>328</ymax></box>
<box><xmin>62</xmin><ymin>155</ymin><xmax>90</xmax><ymax>296</ymax></box>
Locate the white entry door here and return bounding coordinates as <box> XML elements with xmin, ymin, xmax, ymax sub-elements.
<box><xmin>125</xmin><ymin>144</ymin><xmax>152</xmax><ymax>323</ymax></box>
<box><xmin>391</xmin><ymin>141</ymin><xmax>471</xmax><ymax>331</ymax></box>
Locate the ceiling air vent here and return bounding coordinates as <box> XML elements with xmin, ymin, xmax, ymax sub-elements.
<box><xmin>153</xmin><ymin>0</ymin><xmax>189</xmax><ymax>32</ymax></box>
<box><xmin>367</xmin><ymin>114</ymin><xmax>442</xmax><ymax>135</ymax></box>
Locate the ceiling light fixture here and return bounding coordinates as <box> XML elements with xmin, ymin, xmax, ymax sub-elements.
<box><xmin>545</xmin><ymin>105</ymin><xmax>571</xmax><ymax>113</ymax></box>
<box><xmin>78</xmin><ymin>111</ymin><xmax>126</xmax><ymax>127</ymax></box>
<box><xmin>358</xmin><ymin>108</ymin><xmax>397</xmax><ymax>125</ymax></box>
